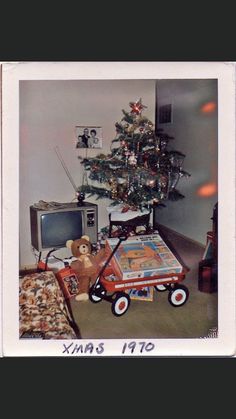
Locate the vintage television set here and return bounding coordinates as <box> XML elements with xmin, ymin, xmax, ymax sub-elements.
<box><xmin>30</xmin><ymin>202</ymin><xmax>98</xmax><ymax>252</ymax></box>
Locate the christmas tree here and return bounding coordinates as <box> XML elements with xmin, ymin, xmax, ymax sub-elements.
<box><xmin>78</xmin><ymin>99</ymin><xmax>190</xmax><ymax>212</ymax></box>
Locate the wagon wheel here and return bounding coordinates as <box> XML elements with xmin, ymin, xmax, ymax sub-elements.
<box><xmin>155</xmin><ymin>284</ymin><xmax>169</xmax><ymax>292</ymax></box>
<box><xmin>111</xmin><ymin>292</ymin><xmax>130</xmax><ymax>316</ymax></box>
<box><xmin>89</xmin><ymin>283</ymin><xmax>106</xmax><ymax>303</ymax></box>
<box><xmin>168</xmin><ymin>284</ymin><xmax>189</xmax><ymax>307</ymax></box>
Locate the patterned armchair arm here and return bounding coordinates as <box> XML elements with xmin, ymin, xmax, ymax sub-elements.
<box><xmin>19</xmin><ymin>271</ymin><xmax>80</xmax><ymax>339</ymax></box>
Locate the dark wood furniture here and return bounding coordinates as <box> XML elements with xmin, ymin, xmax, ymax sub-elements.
<box><xmin>198</xmin><ymin>203</ymin><xmax>218</xmax><ymax>293</ymax></box>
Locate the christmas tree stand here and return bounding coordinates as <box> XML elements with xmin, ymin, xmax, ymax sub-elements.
<box><xmin>108</xmin><ymin>208</ymin><xmax>151</xmax><ymax>237</ymax></box>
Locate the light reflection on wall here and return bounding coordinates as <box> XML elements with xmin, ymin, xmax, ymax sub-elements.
<box><xmin>197</xmin><ymin>182</ymin><xmax>217</xmax><ymax>197</ymax></box>
<box><xmin>201</xmin><ymin>101</ymin><xmax>217</xmax><ymax>114</ymax></box>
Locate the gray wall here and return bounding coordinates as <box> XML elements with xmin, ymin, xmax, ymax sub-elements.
<box><xmin>155</xmin><ymin>79</ymin><xmax>218</xmax><ymax>244</ymax></box>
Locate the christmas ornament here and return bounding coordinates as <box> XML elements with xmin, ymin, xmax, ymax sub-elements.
<box><xmin>127</xmin><ymin>125</ymin><xmax>135</xmax><ymax>134</ymax></box>
<box><xmin>117</xmin><ymin>177</ymin><xmax>127</xmax><ymax>184</ymax></box>
<box><xmin>143</xmin><ymin>145</ymin><xmax>153</xmax><ymax>151</ymax></box>
<box><xmin>121</xmin><ymin>205</ymin><xmax>130</xmax><ymax>213</ymax></box>
<box><xmin>146</xmin><ymin>178</ymin><xmax>156</xmax><ymax>188</ymax></box>
<box><xmin>129</xmin><ymin>98</ymin><xmax>147</xmax><ymax>115</ymax></box>
<box><xmin>109</xmin><ymin>163</ymin><xmax>122</xmax><ymax>169</ymax></box>
<box><xmin>128</xmin><ymin>151</ymin><xmax>137</xmax><ymax>166</ymax></box>
<box><xmin>124</xmin><ymin>146</ymin><xmax>130</xmax><ymax>165</ymax></box>
<box><xmin>109</xmin><ymin>178</ymin><xmax>118</xmax><ymax>199</ymax></box>
<box><xmin>160</xmin><ymin>139</ymin><xmax>168</xmax><ymax>151</ymax></box>
<box><xmin>123</xmin><ymin>123</ymin><xmax>130</xmax><ymax>133</ymax></box>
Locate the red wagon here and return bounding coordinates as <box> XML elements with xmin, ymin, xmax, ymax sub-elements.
<box><xmin>89</xmin><ymin>235</ymin><xmax>190</xmax><ymax>316</ymax></box>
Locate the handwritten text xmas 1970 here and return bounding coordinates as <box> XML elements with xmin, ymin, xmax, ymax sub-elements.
<box><xmin>62</xmin><ymin>341</ymin><xmax>155</xmax><ymax>356</ymax></box>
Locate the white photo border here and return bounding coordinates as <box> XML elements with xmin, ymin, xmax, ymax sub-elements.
<box><xmin>1</xmin><ymin>61</ymin><xmax>236</xmax><ymax>357</ymax></box>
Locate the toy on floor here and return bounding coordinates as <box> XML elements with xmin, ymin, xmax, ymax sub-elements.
<box><xmin>66</xmin><ymin>235</ymin><xmax>105</xmax><ymax>302</ymax></box>
<box><xmin>89</xmin><ymin>234</ymin><xmax>190</xmax><ymax>316</ymax></box>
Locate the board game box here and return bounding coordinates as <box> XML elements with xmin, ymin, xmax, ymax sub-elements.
<box><xmin>128</xmin><ymin>286</ymin><xmax>154</xmax><ymax>301</ymax></box>
<box><xmin>105</xmin><ymin>234</ymin><xmax>183</xmax><ymax>281</ymax></box>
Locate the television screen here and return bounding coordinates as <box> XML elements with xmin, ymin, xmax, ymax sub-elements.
<box><xmin>41</xmin><ymin>211</ymin><xmax>82</xmax><ymax>248</ymax></box>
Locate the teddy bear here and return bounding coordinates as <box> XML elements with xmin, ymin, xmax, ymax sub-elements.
<box><xmin>66</xmin><ymin>235</ymin><xmax>105</xmax><ymax>302</ymax></box>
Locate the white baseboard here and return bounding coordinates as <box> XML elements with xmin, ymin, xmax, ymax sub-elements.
<box><xmin>157</xmin><ymin>223</ymin><xmax>205</xmax><ymax>249</ymax></box>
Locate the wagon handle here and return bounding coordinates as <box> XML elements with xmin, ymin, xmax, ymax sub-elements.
<box><xmin>93</xmin><ymin>235</ymin><xmax>128</xmax><ymax>288</ymax></box>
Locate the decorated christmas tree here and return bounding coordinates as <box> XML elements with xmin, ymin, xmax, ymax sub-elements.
<box><xmin>78</xmin><ymin>99</ymin><xmax>190</xmax><ymax>212</ymax></box>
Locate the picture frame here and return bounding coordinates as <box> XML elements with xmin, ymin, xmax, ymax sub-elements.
<box><xmin>75</xmin><ymin>125</ymin><xmax>103</xmax><ymax>149</ymax></box>
<box><xmin>158</xmin><ymin>103</ymin><xmax>173</xmax><ymax>124</ymax></box>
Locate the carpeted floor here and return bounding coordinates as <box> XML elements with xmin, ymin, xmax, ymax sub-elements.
<box><xmin>70</xmin><ymin>225</ymin><xmax>218</xmax><ymax>339</ymax></box>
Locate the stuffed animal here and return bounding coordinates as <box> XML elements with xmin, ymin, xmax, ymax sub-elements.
<box><xmin>66</xmin><ymin>235</ymin><xmax>105</xmax><ymax>302</ymax></box>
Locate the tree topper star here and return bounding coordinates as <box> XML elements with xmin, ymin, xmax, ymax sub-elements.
<box><xmin>129</xmin><ymin>98</ymin><xmax>147</xmax><ymax>115</ymax></box>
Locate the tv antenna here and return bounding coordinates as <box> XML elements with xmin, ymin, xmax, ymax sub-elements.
<box><xmin>54</xmin><ymin>146</ymin><xmax>78</xmax><ymax>191</ymax></box>
<box><xmin>54</xmin><ymin>146</ymin><xmax>85</xmax><ymax>204</ymax></box>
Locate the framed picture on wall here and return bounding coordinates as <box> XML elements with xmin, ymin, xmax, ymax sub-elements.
<box><xmin>75</xmin><ymin>125</ymin><xmax>103</xmax><ymax>149</ymax></box>
<box><xmin>158</xmin><ymin>103</ymin><xmax>173</xmax><ymax>124</ymax></box>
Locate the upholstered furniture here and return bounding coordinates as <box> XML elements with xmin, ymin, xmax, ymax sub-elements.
<box><xmin>19</xmin><ymin>271</ymin><xmax>80</xmax><ymax>339</ymax></box>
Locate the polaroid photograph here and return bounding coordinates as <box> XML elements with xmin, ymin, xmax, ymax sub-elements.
<box><xmin>75</xmin><ymin>125</ymin><xmax>103</xmax><ymax>149</ymax></box>
<box><xmin>1</xmin><ymin>61</ymin><xmax>235</xmax><ymax>358</ymax></box>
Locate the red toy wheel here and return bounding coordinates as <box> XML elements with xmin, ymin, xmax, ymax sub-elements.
<box><xmin>168</xmin><ymin>285</ymin><xmax>189</xmax><ymax>307</ymax></box>
<box><xmin>111</xmin><ymin>293</ymin><xmax>130</xmax><ymax>316</ymax></box>
<box><xmin>89</xmin><ymin>283</ymin><xmax>106</xmax><ymax>303</ymax></box>
<box><xmin>155</xmin><ymin>284</ymin><xmax>168</xmax><ymax>292</ymax></box>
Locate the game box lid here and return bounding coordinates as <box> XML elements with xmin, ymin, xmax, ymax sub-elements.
<box><xmin>105</xmin><ymin>234</ymin><xmax>183</xmax><ymax>281</ymax></box>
